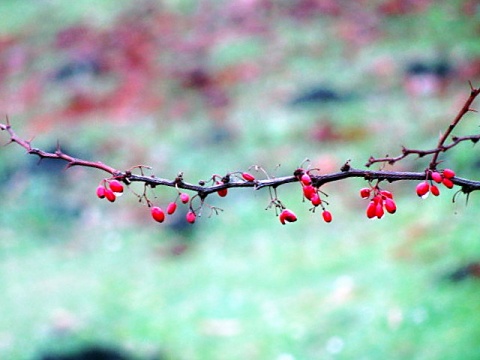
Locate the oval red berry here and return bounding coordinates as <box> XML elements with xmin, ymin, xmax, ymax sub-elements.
<box><xmin>442</xmin><ymin>169</ymin><xmax>455</xmax><ymax>179</ymax></box>
<box><xmin>180</xmin><ymin>193</ymin><xmax>190</xmax><ymax>204</ymax></box>
<box><xmin>96</xmin><ymin>185</ymin><xmax>106</xmax><ymax>199</ymax></box>
<box><xmin>108</xmin><ymin>180</ymin><xmax>124</xmax><ymax>193</ymax></box>
<box><xmin>360</xmin><ymin>188</ymin><xmax>371</xmax><ymax>199</ymax></box>
<box><xmin>186</xmin><ymin>211</ymin><xmax>196</xmax><ymax>224</ymax></box>
<box><xmin>322</xmin><ymin>210</ymin><xmax>332</xmax><ymax>223</ymax></box>
<box><xmin>151</xmin><ymin>206</ymin><xmax>165</xmax><ymax>223</ymax></box>
<box><xmin>242</xmin><ymin>172</ymin><xmax>255</xmax><ymax>181</ymax></box>
<box><xmin>166</xmin><ymin>202</ymin><xmax>177</xmax><ymax>215</ymax></box>
<box><xmin>104</xmin><ymin>188</ymin><xmax>116</xmax><ymax>202</ymax></box>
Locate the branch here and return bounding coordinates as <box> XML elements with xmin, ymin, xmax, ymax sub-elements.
<box><xmin>1</xmin><ymin>85</ymin><xmax>480</xmax><ymax>224</ymax></box>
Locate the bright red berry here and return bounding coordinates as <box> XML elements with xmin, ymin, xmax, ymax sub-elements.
<box><xmin>384</xmin><ymin>198</ymin><xmax>397</xmax><ymax>214</ymax></box>
<box><xmin>375</xmin><ymin>203</ymin><xmax>384</xmax><ymax>219</ymax></box>
<box><xmin>108</xmin><ymin>180</ymin><xmax>124</xmax><ymax>193</ymax></box>
<box><xmin>430</xmin><ymin>184</ymin><xmax>440</xmax><ymax>196</ymax></box>
<box><xmin>180</xmin><ymin>193</ymin><xmax>190</xmax><ymax>204</ymax></box>
<box><xmin>186</xmin><ymin>211</ymin><xmax>196</xmax><ymax>224</ymax></box>
<box><xmin>301</xmin><ymin>173</ymin><xmax>312</xmax><ymax>186</ymax></box>
<box><xmin>366</xmin><ymin>201</ymin><xmax>376</xmax><ymax>219</ymax></box>
<box><xmin>311</xmin><ymin>194</ymin><xmax>322</xmax><ymax>206</ymax></box>
<box><xmin>303</xmin><ymin>185</ymin><xmax>316</xmax><ymax>200</ymax></box>
<box><xmin>104</xmin><ymin>188</ymin><xmax>116</xmax><ymax>202</ymax></box>
<box><xmin>151</xmin><ymin>206</ymin><xmax>165</xmax><ymax>223</ymax></box>
<box><xmin>279</xmin><ymin>209</ymin><xmax>297</xmax><ymax>225</ymax></box>
<box><xmin>96</xmin><ymin>185</ymin><xmax>106</xmax><ymax>199</ymax></box>
<box><xmin>431</xmin><ymin>171</ymin><xmax>443</xmax><ymax>183</ymax></box>
<box><xmin>322</xmin><ymin>210</ymin><xmax>332</xmax><ymax>223</ymax></box>
<box><xmin>442</xmin><ymin>177</ymin><xmax>454</xmax><ymax>189</ymax></box>
<box><xmin>166</xmin><ymin>202</ymin><xmax>177</xmax><ymax>215</ymax></box>
<box><xmin>360</xmin><ymin>188</ymin><xmax>371</xmax><ymax>199</ymax></box>
<box><xmin>443</xmin><ymin>168</ymin><xmax>455</xmax><ymax>179</ymax></box>
<box><xmin>242</xmin><ymin>172</ymin><xmax>255</xmax><ymax>181</ymax></box>
<box><xmin>416</xmin><ymin>181</ymin><xmax>430</xmax><ymax>198</ymax></box>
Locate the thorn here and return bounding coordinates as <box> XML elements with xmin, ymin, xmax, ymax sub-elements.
<box><xmin>468</xmin><ymin>80</ymin><xmax>474</xmax><ymax>91</ymax></box>
<box><xmin>468</xmin><ymin>108</ymin><xmax>478</xmax><ymax>113</ymax></box>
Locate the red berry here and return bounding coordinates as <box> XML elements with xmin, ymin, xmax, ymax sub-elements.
<box><xmin>301</xmin><ymin>173</ymin><xmax>312</xmax><ymax>186</ymax></box>
<box><xmin>380</xmin><ymin>190</ymin><xmax>393</xmax><ymax>199</ymax></box>
<box><xmin>242</xmin><ymin>172</ymin><xmax>255</xmax><ymax>181</ymax></box>
<box><xmin>303</xmin><ymin>185</ymin><xmax>316</xmax><ymax>200</ymax></box>
<box><xmin>431</xmin><ymin>171</ymin><xmax>443</xmax><ymax>183</ymax></box>
<box><xmin>442</xmin><ymin>177</ymin><xmax>454</xmax><ymax>189</ymax></box>
<box><xmin>375</xmin><ymin>203</ymin><xmax>384</xmax><ymax>219</ymax></box>
<box><xmin>186</xmin><ymin>211</ymin><xmax>196</xmax><ymax>224</ymax></box>
<box><xmin>279</xmin><ymin>209</ymin><xmax>297</xmax><ymax>225</ymax></box>
<box><xmin>104</xmin><ymin>188</ymin><xmax>116</xmax><ymax>202</ymax></box>
<box><xmin>322</xmin><ymin>210</ymin><xmax>332</xmax><ymax>223</ymax></box>
<box><xmin>443</xmin><ymin>168</ymin><xmax>455</xmax><ymax>179</ymax></box>
<box><xmin>180</xmin><ymin>193</ymin><xmax>190</xmax><ymax>204</ymax></box>
<box><xmin>151</xmin><ymin>206</ymin><xmax>165</xmax><ymax>223</ymax></box>
<box><xmin>430</xmin><ymin>184</ymin><xmax>440</xmax><ymax>196</ymax></box>
<box><xmin>108</xmin><ymin>180</ymin><xmax>124</xmax><ymax>193</ymax></box>
<box><xmin>366</xmin><ymin>201</ymin><xmax>376</xmax><ymax>219</ymax></box>
<box><xmin>360</xmin><ymin>188</ymin><xmax>371</xmax><ymax>199</ymax></box>
<box><xmin>416</xmin><ymin>181</ymin><xmax>430</xmax><ymax>198</ymax></box>
<box><xmin>96</xmin><ymin>185</ymin><xmax>106</xmax><ymax>199</ymax></box>
<box><xmin>311</xmin><ymin>194</ymin><xmax>322</xmax><ymax>206</ymax></box>
<box><xmin>166</xmin><ymin>202</ymin><xmax>177</xmax><ymax>215</ymax></box>
<box><xmin>216</xmin><ymin>182</ymin><xmax>228</xmax><ymax>197</ymax></box>
<box><xmin>384</xmin><ymin>198</ymin><xmax>397</xmax><ymax>214</ymax></box>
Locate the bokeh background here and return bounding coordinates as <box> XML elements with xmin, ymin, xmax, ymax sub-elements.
<box><xmin>1</xmin><ymin>1</ymin><xmax>480</xmax><ymax>359</ymax></box>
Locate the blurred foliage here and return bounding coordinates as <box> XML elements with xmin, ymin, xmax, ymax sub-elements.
<box><xmin>1</xmin><ymin>0</ymin><xmax>480</xmax><ymax>359</ymax></box>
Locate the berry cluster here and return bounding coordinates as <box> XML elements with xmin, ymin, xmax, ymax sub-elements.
<box><xmin>295</xmin><ymin>169</ymin><xmax>333</xmax><ymax>224</ymax></box>
<box><xmin>360</xmin><ymin>186</ymin><xmax>397</xmax><ymax>219</ymax></box>
<box><xmin>150</xmin><ymin>191</ymin><xmax>194</xmax><ymax>224</ymax></box>
<box><xmin>416</xmin><ymin>168</ymin><xmax>456</xmax><ymax>198</ymax></box>
<box><xmin>96</xmin><ymin>179</ymin><xmax>124</xmax><ymax>202</ymax></box>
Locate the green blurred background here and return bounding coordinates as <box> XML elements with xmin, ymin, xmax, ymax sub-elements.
<box><xmin>1</xmin><ymin>0</ymin><xmax>480</xmax><ymax>359</ymax></box>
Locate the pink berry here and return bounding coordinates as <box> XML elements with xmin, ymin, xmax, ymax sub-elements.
<box><xmin>96</xmin><ymin>185</ymin><xmax>106</xmax><ymax>199</ymax></box>
<box><xmin>108</xmin><ymin>180</ymin><xmax>124</xmax><ymax>193</ymax></box>
<box><xmin>442</xmin><ymin>178</ymin><xmax>454</xmax><ymax>189</ymax></box>
<box><xmin>242</xmin><ymin>172</ymin><xmax>255</xmax><ymax>181</ymax></box>
<box><xmin>416</xmin><ymin>181</ymin><xmax>430</xmax><ymax>198</ymax></box>
<box><xmin>360</xmin><ymin>188</ymin><xmax>371</xmax><ymax>199</ymax></box>
<box><xmin>431</xmin><ymin>171</ymin><xmax>443</xmax><ymax>183</ymax></box>
<box><xmin>322</xmin><ymin>210</ymin><xmax>332</xmax><ymax>223</ymax></box>
<box><xmin>180</xmin><ymin>193</ymin><xmax>190</xmax><ymax>204</ymax></box>
<box><xmin>442</xmin><ymin>168</ymin><xmax>455</xmax><ymax>179</ymax></box>
<box><xmin>186</xmin><ymin>211</ymin><xmax>196</xmax><ymax>224</ymax></box>
<box><xmin>301</xmin><ymin>173</ymin><xmax>312</xmax><ymax>186</ymax></box>
<box><xmin>104</xmin><ymin>188</ymin><xmax>116</xmax><ymax>202</ymax></box>
<box><xmin>151</xmin><ymin>206</ymin><xmax>165</xmax><ymax>223</ymax></box>
<box><xmin>430</xmin><ymin>184</ymin><xmax>440</xmax><ymax>196</ymax></box>
<box><xmin>166</xmin><ymin>202</ymin><xmax>177</xmax><ymax>215</ymax></box>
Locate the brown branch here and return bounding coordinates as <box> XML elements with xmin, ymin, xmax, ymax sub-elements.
<box><xmin>366</xmin><ymin>85</ymin><xmax>480</xmax><ymax>168</ymax></box>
